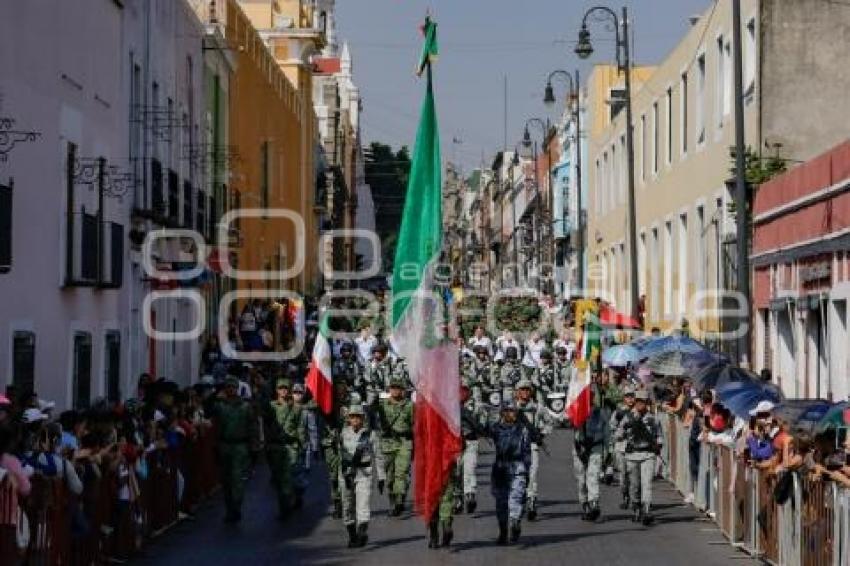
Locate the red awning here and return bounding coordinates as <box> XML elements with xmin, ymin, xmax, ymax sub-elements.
<box><xmin>599</xmin><ymin>306</ymin><xmax>641</xmax><ymax>329</ymax></box>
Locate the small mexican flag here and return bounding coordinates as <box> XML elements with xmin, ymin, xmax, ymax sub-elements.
<box><xmin>566</xmin><ymin>309</ymin><xmax>601</xmax><ymax>427</ymax></box>
<box><xmin>306</xmin><ymin>313</ymin><xmax>333</xmax><ymax>414</ymax></box>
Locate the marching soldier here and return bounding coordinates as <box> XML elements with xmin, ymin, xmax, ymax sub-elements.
<box><xmin>291</xmin><ymin>382</ymin><xmax>312</xmax><ymax>508</ymax></box>
<box><xmin>365</xmin><ymin>343</ymin><xmax>393</xmax><ymax>488</ymax></box>
<box><xmin>490</xmin><ymin>399</ymin><xmax>535</xmax><ymax>545</ymax></box>
<box><xmin>457</xmin><ymin>380</ymin><xmax>489</xmax><ymax>513</ymax></box>
<box><xmin>465</xmin><ymin>345</ymin><xmax>494</xmax><ymax>404</ymax></box>
<box><xmin>532</xmin><ymin>349</ymin><xmax>558</xmax><ymax>406</ymax></box>
<box><xmin>554</xmin><ymin>346</ymin><xmax>573</xmax><ymax>390</ymax></box>
<box><xmin>339</xmin><ymin>403</ymin><xmax>373</xmax><ymax>547</ymax></box>
<box><xmin>377</xmin><ymin>376</ymin><xmax>414</xmax><ymax>516</ymax></box>
<box><xmin>320</xmin><ymin>380</ymin><xmax>353</xmax><ymax>518</ymax></box>
<box><xmin>333</xmin><ymin>343</ymin><xmax>364</xmax><ymax>396</ymax></box>
<box><xmin>429</xmin><ymin>462</ymin><xmax>459</xmax><ymax>548</ymax></box>
<box><xmin>262</xmin><ymin>378</ymin><xmax>306</xmax><ymax>519</ymax></box>
<box><xmin>497</xmin><ymin>346</ymin><xmax>523</xmax><ymax>403</ymax></box>
<box><xmin>610</xmin><ymin>385</ymin><xmax>636</xmax><ymax>509</ymax></box>
<box><xmin>515</xmin><ymin>379</ymin><xmax>551</xmax><ymax>521</ymax></box>
<box><xmin>573</xmin><ymin>371</ymin><xmax>612</xmax><ymax>523</ymax></box>
<box><xmin>212</xmin><ymin>376</ymin><xmax>258</xmax><ymax>523</ymax></box>
<box><xmin>621</xmin><ymin>390</ymin><xmax>663</xmax><ymax>525</ymax></box>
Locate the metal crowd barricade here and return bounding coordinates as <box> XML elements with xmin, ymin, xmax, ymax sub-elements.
<box><xmin>756</xmin><ymin>468</ymin><xmax>780</xmax><ymax>562</ymax></box>
<box><xmin>777</xmin><ymin>473</ymin><xmax>803</xmax><ymax>566</ymax></box>
<box><xmin>675</xmin><ymin>419</ymin><xmax>690</xmax><ymax>495</ymax></box>
<box><xmin>695</xmin><ymin>442</ymin><xmax>711</xmax><ymax>511</ymax></box>
<box><xmin>799</xmin><ymin>477</ymin><xmax>834</xmax><ymax>566</ymax></box>
<box><xmin>707</xmin><ymin>445</ymin><xmax>720</xmax><ymax>519</ymax></box>
<box><xmin>717</xmin><ymin>446</ymin><xmax>735</xmax><ymax>540</ymax></box>
<box><xmin>834</xmin><ymin>487</ymin><xmax>850</xmax><ymax>566</ymax></box>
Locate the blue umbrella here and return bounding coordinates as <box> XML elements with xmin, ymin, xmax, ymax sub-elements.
<box><xmin>638</xmin><ymin>335</ymin><xmax>707</xmax><ymax>359</ymax></box>
<box><xmin>774</xmin><ymin>399</ymin><xmax>834</xmax><ymax>435</ymax></box>
<box><xmin>716</xmin><ymin>380</ymin><xmax>784</xmax><ymax>418</ymax></box>
<box><xmin>692</xmin><ymin>365</ymin><xmax>759</xmax><ymax>391</ymax></box>
<box><xmin>681</xmin><ymin>349</ymin><xmax>730</xmax><ymax>372</ymax></box>
<box><xmin>602</xmin><ymin>344</ymin><xmax>640</xmax><ymax>367</ymax></box>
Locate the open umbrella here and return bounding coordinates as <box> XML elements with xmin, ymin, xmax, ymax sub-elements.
<box><xmin>681</xmin><ymin>349</ymin><xmax>730</xmax><ymax>372</ymax></box>
<box><xmin>638</xmin><ymin>335</ymin><xmax>707</xmax><ymax>359</ymax></box>
<box><xmin>815</xmin><ymin>401</ymin><xmax>850</xmax><ymax>433</ymax></box>
<box><xmin>646</xmin><ymin>350</ymin><xmax>689</xmax><ymax>376</ymax></box>
<box><xmin>715</xmin><ymin>380</ymin><xmax>785</xmax><ymax>418</ymax></box>
<box><xmin>691</xmin><ymin>365</ymin><xmax>759</xmax><ymax>391</ymax></box>
<box><xmin>602</xmin><ymin>344</ymin><xmax>640</xmax><ymax>367</ymax></box>
<box><xmin>774</xmin><ymin>399</ymin><xmax>833</xmax><ymax>435</ymax></box>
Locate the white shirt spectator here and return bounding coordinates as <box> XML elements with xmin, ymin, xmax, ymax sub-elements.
<box><xmin>468</xmin><ymin>335</ymin><xmax>493</xmax><ymax>356</ymax></box>
<box><xmin>523</xmin><ymin>337</ymin><xmax>545</xmax><ymax>369</ymax></box>
<box><xmin>355</xmin><ymin>333</ymin><xmax>377</xmax><ymax>366</ymax></box>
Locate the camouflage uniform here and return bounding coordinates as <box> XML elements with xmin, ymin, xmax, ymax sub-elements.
<box><xmin>490</xmin><ymin>400</ymin><xmax>533</xmax><ymax>545</ymax></box>
<box><xmin>339</xmin><ymin>404</ymin><xmax>373</xmax><ymax>547</ymax></box>
<box><xmin>457</xmin><ymin>384</ymin><xmax>489</xmax><ymax>512</ymax></box>
<box><xmin>212</xmin><ymin>381</ymin><xmax>258</xmax><ymax>522</ymax></box>
<box><xmin>320</xmin><ymin>389</ymin><xmax>351</xmax><ymax>518</ymax></box>
<box><xmin>263</xmin><ymin>379</ymin><xmax>306</xmax><ymax>516</ymax></box>
<box><xmin>620</xmin><ymin>392</ymin><xmax>663</xmax><ymax>525</ymax></box>
<box><xmin>377</xmin><ymin>381</ymin><xmax>414</xmax><ymax>515</ymax></box>
<box><xmin>516</xmin><ymin>380</ymin><xmax>552</xmax><ymax>520</ymax></box>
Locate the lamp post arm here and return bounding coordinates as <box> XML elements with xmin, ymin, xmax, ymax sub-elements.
<box><xmin>580</xmin><ymin>6</ymin><xmax>624</xmax><ymax>71</ymax></box>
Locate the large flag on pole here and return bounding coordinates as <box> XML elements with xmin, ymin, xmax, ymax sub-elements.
<box><xmin>567</xmin><ymin>301</ymin><xmax>601</xmax><ymax>427</ymax></box>
<box><xmin>305</xmin><ymin>313</ymin><xmax>333</xmax><ymax>414</ymax></box>
<box><xmin>391</xmin><ymin>15</ymin><xmax>461</xmax><ymax>522</ymax></box>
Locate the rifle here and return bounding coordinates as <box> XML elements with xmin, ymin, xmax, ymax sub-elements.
<box><xmin>516</xmin><ymin>406</ymin><xmax>550</xmax><ymax>457</ymax></box>
<box><xmin>341</xmin><ymin>431</ymin><xmax>369</xmax><ymax>490</ymax></box>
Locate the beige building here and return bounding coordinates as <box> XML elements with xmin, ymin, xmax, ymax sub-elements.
<box><xmin>588</xmin><ymin>0</ymin><xmax>758</xmax><ymax>341</ymax></box>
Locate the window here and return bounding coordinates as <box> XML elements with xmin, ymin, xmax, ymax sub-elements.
<box><xmin>260</xmin><ymin>140</ymin><xmax>270</xmax><ymax>209</ymax></box>
<box><xmin>652</xmin><ymin>101</ymin><xmax>659</xmax><ymax>175</ymax></box>
<box><xmin>696</xmin><ymin>205</ymin><xmax>706</xmax><ymax>293</ymax></box>
<box><xmin>697</xmin><ymin>54</ymin><xmax>706</xmax><ymax>145</ymax></box>
<box><xmin>196</xmin><ymin>189</ymin><xmax>206</xmax><ymax>236</ymax></box>
<box><xmin>602</xmin><ymin>151</ymin><xmax>609</xmax><ymax>212</ymax></box>
<box><xmin>723</xmin><ymin>41</ymin><xmax>732</xmax><ymax>117</ymax></box>
<box><xmin>664</xmin><ymin>220</ymin><xmax>673</xmax><ymax>314</ymax></box>
<box><xmin>651</xmin><ymin>227</ymin><xmax>660</xmax><ymax>319</ymax></box>
<box><xmin>609</xmin><ymin>87</ymin><xmax>626</xmax><ymax>120</ymax></box>
<box><xmin>168</xmin><ymin>169</ymin><xmax>179</xmax><ymax>221</ymax></box>
<box><xmin>745</xmin><ymin>18</ymin><xmax>757</xmax><ymax>100</ymax></box>
<box><xmin>131</xmin><ymin>61</ymin><xmax>142</xmax><ymax>207</ymax></box>
<box><xmin>0</xmin><ymin>180</ymin><xmax>12</xmax><ymax>272</ymax></box>
<box><xmin>620</xmin><ymin>135</ymin><xmax>626</xmax><ymax>203</ymax></box>
<box><xmin>680</xmin><ymin>72</ymin><xmax>689</xmax><ymax>155</ymax></box>
<box><xmin>183</xmin><ymin>181</ymin><xmax>193</xmax><ymax>228</ymax></box>
<box><xmin>716</xmin><ymin>35</ymin><xmax>726</xmax><ymax>129</ymax></box>
<box><xmin>105</xmin><ymin>331</ymin><xmax>121</xmax><ymax>403</ymax></box>
<box><xmin>12</xmin><ymin>331</ymin><xmax>35</xmax><ymax>400</ymax></box>
<box><xmin>640</xmin><ymin>114</ymin><xmax>647</xmax><ymax>182</ymax></box>
<box><xmin>611</xmin><ymin>143</ymin><xmax>618</xmax><ymax>205</ymax></box>
<box><xmin>666</xmin><ymin>87</ymin><xmax>673</xmax><ymax>165</ymax></box>
<box><xmin>678</xmin><ymin>213</ymin><xmax>688</xmax><ymax>314</ymax></box>
<box><xmin>72</xmin><ymin>331</ymin><xmax>92</xmax><ymax>410</ymax></box>
<box><xmin>65</xmin><ymin>142</ymin><xmax>77</xmax><ymax>283</ymax></box>
<box><xmin>619</xmin><ymin>242</ymin><xmax>626</xmax><ymax>309</ymax></box>
<box><xmin>639</xmin><ymin>231</ymin><xmax>647</xmax><ymax>294</ymax></box>
<box><xmin>595</xmin><ymin>159</ymin><xmax>601</xmax><ymax>213</ymax></box>
<box><xmin>151</xmin><ymin>158</ymin><xmax>164</xmax><ymax>213</ymax></box>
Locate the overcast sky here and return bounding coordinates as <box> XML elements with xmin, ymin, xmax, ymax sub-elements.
<box><xmin>336</xmin><ymin>0</ymin><xmax>714</xmax><ymax>171</ymax></box>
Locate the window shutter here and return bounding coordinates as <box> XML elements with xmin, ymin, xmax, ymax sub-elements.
<box><xmin>0</xmin><ymin>181</ymin><xmax>12</xmax><ymax>272</ymax></box>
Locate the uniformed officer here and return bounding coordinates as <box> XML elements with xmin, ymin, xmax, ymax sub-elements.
<box><xmin>621</xmin><ymin>390</ymin><xmax>663</xmax><ymax>525</ymax></box>
<box><xmin>554</xmin><ymin>346</ymin><xmax>572</xmax><ymax>391</ymax></box>
<box><xmin>531</xmin><ymin>349</ymin><xmax>558</xmax><ymax>406</ymax></box>
<box><xmin>320</xmin><ymin>380</ymin><xmax>352</xmax><ymax>518</ymax></box>
<box><xmin>429</xmin><ymin>461</ymin><xmax>459</xmax><ymax>548</ymax></box>
<box><xmin>291</xmin><ymin>382</ymin><xmax>312</xmax><ymax>508</ymax></box>
<box><xmin>339</xmin><ymin>403</ymin><xmax>373</xmax><ymax>547</ymax></box>
<box><xmin>457</xmin><ymin>381</ymin><xmax>489</xmax><ymax>513</ymax></box>
<box><xmin>212</xmin><ymin>376</ymin><xmax>257</xmax><ymax>523</ymax></box>
<box><xmin>377</xmin><ymin>376</ymin><xmax>414</xmax><ymax>516</ymax></box>
<box><xmin>610</xmin><ymin>385</ymin><xmax>636</xmax><ymax>509</ymax></box>
<box><xmin>490</xmin><ymin>399</ymin><xmax>534</xmax><ymax>545</ymax></box>
<box><xmin>497</xmin><ymin>347</ymin><xmax>523</xmax><ymax>403</ymax></box>
<box><xmin>515</xmin><ymin>379</ymin><xmax>550</xmax><ymax>520</ymax></box>
<box><xmin>365</xmin><ymin>343</ymin><xmax>393</xmax><ymax>488</ymax></box>
<box><xmin>465</xmin><ymin>345</ymin><xmax>494</xmax><ymax>404</ymax></box>
<box><xmin>333</xmin><ymin>343</ymin><xmax>364</xmax><ymax>395</ymax></box>
<box><xmin>262</xmin><ymin>378</ymin><xmax>306</xmax><ymax>518</ymax></box>
<box><xmin>572</xmin><ymin>371</ymin><xmax>612</xmax><ymax>522</ymax></box>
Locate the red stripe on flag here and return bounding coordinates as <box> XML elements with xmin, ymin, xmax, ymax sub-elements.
<box><xmin>567</xmin><ymin>384</ymin><xmax>593</xmax><ymax>428</ymax></box>
<box><xmin>413</xmin><ymin>398</ymin><xmax>462</xmax><ymax>521</ymax></box>
<box><xmin>306</xmin><ymin>362</ymin><xmax>333</xmax><ymax>415</ymax></box>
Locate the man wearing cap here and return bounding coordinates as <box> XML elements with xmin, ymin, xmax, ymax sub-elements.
<box><xmin>497</xmin><ymin>347</ymin><xmax>523</xmax><ymax>402</ymax></box>
<box><xmin>321</xmin><ymin>380</ymin><xmax>354</xmax><ymax>518</ymax></box>
<box><xmin>457</xmin><ymin>380</ymin><xmax>489</xmax><ymax>515</ymax></box>
<box><xmin>291</xmin><ymin>382</ymin><xmax>314</xmax><ymax>505</ymax></box>
<box><xmin>339</xmin><ymin>402</ymin><xmax>373</xmax><ymax>547</ymax></box>
<box><xmin>365</xmin><ymin>343</ymin><xmax>393</xmax><ymax>488</ymax></box>
<box><xmin>376</xmin><ymin>376</ymin><xmax>414</xmax><ymax>516</ymax></box>
<box><xmin>515</xmin><ymin>379</ymin><xmax>549</xmax><ymax>520</ymax></box>
<box><xmin>334</xmin><ymin>343</ymin><xmax>364</xmax><ymax>395</ymax></box>
<box><xmin>573</xmin><ymin>370</ymin><xmax>613</xmax><ymax>522</ymax></box>
<box><xmin>490</xmin><ymin>399</ymin><xmax>534</xmax><ymax>545</ymax></box>
<box><xmin>465</xmin><ymin>345</ymin><xmax>494</xmax><ymax>404</ymax></box>
<box><xmin>262</xmin><ymin>378</ymin><xmax>306</xmax><ymax>518</ymax></box>
<box><xmin>554</xmin><ymin>346</ymin><xmax>573</xmax><ymax>392</ymax></box>
<box><xmin>531</xmin><ymin>349</ymin><xmax>558</xmax><ymax>406</ymax></box>
<box><xmin>610</xmin><ymin>385</ymin><xmax>637</xmax><ymax>509</ymax></box>
<box><xmin>212</xmin><ymin>376</ymin><xmax>258</xmax><ymax>523</ymax></box>
<box><xmin>620</xmin><ymin>389</ymin><xmax>663</xmax><ymax>525</ymax></box>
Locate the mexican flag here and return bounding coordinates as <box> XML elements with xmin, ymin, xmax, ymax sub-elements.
<box><xmin>391</xmin><ymin>16</ymin><xmax>461</xmax><ymax>522</ymax></box>
<box><xmin>306</xmin><ymin>313</ymin><xmax>333</xmax><ymax>414</ymax></box>
<box><xmin>566</xmin><ymin>310</ymin><xmax>601</xmax><ymax>427</ymax></box>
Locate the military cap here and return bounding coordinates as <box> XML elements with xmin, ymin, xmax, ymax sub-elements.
<box><xmin>623</xmin><ymin>385</ymin><xmax>636</xmax><ymax>397</ymax></box>
<box><xmin>504</xmin><ymin>346</ymin><xmax>518</xmax><ymax>360</ymax></box>
<box><xmin>224</xmin><ymin>376</ymin><xmax>239</xmax><ymax>387</ymax></box>
<box><xmin>292</xmin><ymin>383</ymin><xmax>305</xmax><ymax>393</ymax></box>
<box><xmin>347</xmin><ymin>403</ymin><xmax>366</xmax><ymax>416</ymax></box>
<box><xmin>388</xmin><ymin>376</ymin><xmax>406</xmax><ymax>389</ymax></box>
<box><xmin>276</xmin><ymin>377</ymin><xmax>292</xmax><ymax>389</ymax></box>
<box><xmin>473</xmin><ymin>345</ymin><xmax>489</xmax><ymax>355</ymax></box>
<box><xmin>516</xmin><ymin>378</ymin><xmax>534</xmax><ymax>390</ymax></box>
<box><xmin>540</xmin><ymin>349</ymin><xmax>553</xmax><ymax>360</ymax></box>
<box><xmin>635</xmin><ymin>390</ymin><xmax>650</xmax><ymax>401</ymax></box>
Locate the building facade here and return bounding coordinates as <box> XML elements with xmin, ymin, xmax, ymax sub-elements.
<box><xmin>753</xmin><ymin>141</ymin><xmax>850</xmax><ymax>400</ymax></box>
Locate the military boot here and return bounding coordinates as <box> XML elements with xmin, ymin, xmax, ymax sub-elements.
<box><xmin>632</xmin><ymin>503</ymin><xmax>643</xmax><ymax>523</ymax></box>
<box><xmin>619</xmin><ymin>492</ymin><xmax>630</xmax><ymax>510</ymax></box>
<box><xmin>356</xmin><ymin>522</ymin><xmax>369</xmax><ymax>547</ymax></box>
<box><xmin>466</xmin><ymin>493</ymin><xmax>477</xmax><ymax>514</ymax></box>
<box><xmin>346</xmin><ymin>524</ymin><xmax>358</xmax><ymax>548</ymax></box>
<box><xmin>588</xmin><ymin>501</ymin><xmax>602</xmax><ymax>523</ymax></box>
<box><xmin>509</xmin><ymin>519</ymin><xmax>521</xmax><ymax>544</ymax></box>
<box><xmin>428</xmin><ymin>517</ymin><xmax>440</xmax><ymax>548</ymax></box>
<box><xmin>441</xmin><ymin>519</ymin><xmax>454</xmax><ymax>547</ymax></box>
<box><xmin>641</xmin><ymin>504</ymin><xmax>654</xmax><ymax>526</ymax></box>
<box><xmin>332</xmin><ymin>498</ymin><xmax>343</xmax><ymax>519</ymax></box>
<box><xmin>393</xmin><ymin>494</ymin><xmax>405</xmax><ymax>517</ymax></box>
<box><xmin>527</xmin><ymin>497</ymin><xmax>538</xmax><ymax>521</ymax></box>
<box><xmin>580</xmin><ymin>502</ymin><xmax>590</xmax><ymax>521</ymax></box>
<box><xmin>497</xmin><ymin>521</ymin><xmax>508</xmax><ymax>545</ymax></box>
<box><xmin>453</xmin><ymin>495</ymin><xmax>464</xmax><ymax>514</ymax></box>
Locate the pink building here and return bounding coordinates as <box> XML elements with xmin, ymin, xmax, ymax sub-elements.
<box><xmin>752</xmin><ymin>140</ymin><xmax>850</xmax><ymax>400</ymax></box>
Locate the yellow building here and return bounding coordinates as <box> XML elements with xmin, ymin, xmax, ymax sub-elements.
<box><xmin>215</xmin><ymin>0</ymin><xmax>319</xmax><ymax>298</ymax></box>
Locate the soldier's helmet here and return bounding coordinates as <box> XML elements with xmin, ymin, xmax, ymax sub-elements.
<box><xmin>473</xmin><ymin>345</ymin><xmax>489</xmax><ymax>356</ymax></box>
<box><xmin>623</xmin><ymin>385</ymin><xmax>636</xmax><ymax>397</ymax></box>
<box><xmin>347</xmin><ymin>403</ymin><xmax>366</xmax><ymax>416</ymax></box>
<box><xmin>540</xmin><ymin>349</ymin><xmax>553</xmax><ymax>361</ymax></box>
<box><xmin>388</xmin><ymin>376</ymin><xmax>406</xmax><ymax>389</ymax></box>
<box><xmin>635</xmin><ymin>390</ymin><xmax>650</xmax><ymax>401</ymax></box>
<box><xmin>275</xmin><ymin>377</ymin><xmax>292</xmax><ymax>389</ymax></box>
<box><xmin>292</xmin><ymin>383</ymin><xmax>305</xmax><ymax>394</ymax></box>
<box><xmin>224</xmin><ymin>376</ymin><xmax>239</xmax><ymax>388</ymax></box>
<box><xmin>516</xmin><ymin>378</ymin><xmax>534</xmax><ymax>390</ymax></box>
<box><xmin>501</xmin><ymin>399</ymin><xmax>518</xmax><ymax>412</ymax></box>
<box><xmin>372</xmin><ymin>343</ymin><xmax>389</xmax><ymax>355</ymax></box>
<box><xmin>505</xmin><ymin>346</ymin><xmax>518</xmax><ymax>360</ymax></box>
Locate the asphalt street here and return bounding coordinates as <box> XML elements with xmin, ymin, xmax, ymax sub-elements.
<box><xmin>136</xmin><ymin>429</ymin><xmax>757</xmax><ymax>565</ymax></box>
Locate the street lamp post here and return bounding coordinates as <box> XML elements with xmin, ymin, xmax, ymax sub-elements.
<box><xmin>523</xmin><ymin>117</ymin><xmax>550</xmax><ymax>293</ymax></box>
<box><xmin>510</xmin><ymin>150</ymin><xmax>520</xmax><ymax>287</ymax></box>
<box><xmin>575</xmin><ymin>5</ymin><xmax>639</xmax><ymax>322</ymax></box>
<box><xmin>543</xmin><ymin>69</ymin><xmax>582</xmax><ymax>297</ymax></box>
